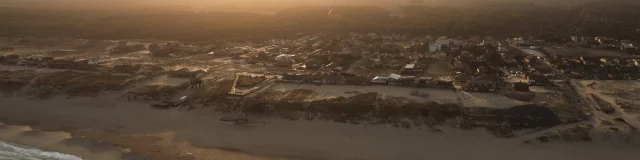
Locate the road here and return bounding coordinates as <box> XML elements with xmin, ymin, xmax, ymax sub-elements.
<box><xmin>344</xmin><ymin>53</ymin><xmax>373</xmax><ymax>74</ymax></box>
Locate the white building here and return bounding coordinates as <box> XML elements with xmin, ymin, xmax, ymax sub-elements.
<box><xmin>452</xmin><ymin>37</ymin><xmax>466</xmax><ymax>45</ymax></box>
<box><xmin>429</xmin><ymin>43</ymin><xmax>442</xmax><ymax>52</ymax></box>
<box><xmin>514</xmin><ymin>37</ymin><xmax>526</xmax><ymax>45</ymax></box>
<box><xmin>435</xmin><ymin>36</ymin><xmax>451</xmax><ymax>45</ymax></box>
<box><xmin>389</xmin><ymin>73</ymin><xmax>402</xmax><ymax>80</ymax></box>
<box><xmin>275</xmin><ymin>54</ymin><xmax>296</xmax><ymax>62</ymax></box>
<box><xmin>404</xmin><ymin>64</ymin><xmax>416</xmax><ymax>69</ymax></box>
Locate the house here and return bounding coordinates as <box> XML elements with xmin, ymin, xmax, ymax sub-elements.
<box><xmin>482</xmin><ymin>37</ymin><xmax>499</xmax><ymax>46</ymax></box>
<box><xmin>344</xmin><ymin>74</ymin><xmax>370</xmax><ymax>85</ymax></box>
<box><xmin>227</xmin><ymin>48</ymin><xmax>246</xmax><ymax>55</ymax></box>
<box><xmin>74</xmin><ymin>60</ymin><xmax>99</xmax><ymax>71</ymax></box>
<box><xmin>0</xmin><ymin>46</ymin><xmax>13</xmax><ymax>51</ymax></box>
<box><xmin>275</xmin><ymin>54</ymin><xmax>296</xmax><ymax>62</ymax></box>
<box><xmin>452</xmin><ymin>37</ymin><xmax>466</xmax><ymax>46</ymax></box>
<box><xmin>138</xmin><ymin>65</ymin><xmax>165</xmax><ymax>75</ymax></box>
<box><xmin>110</xmin><ymin>64</ymin><xmax>141</xmax><ymax>74</ymax></box>
<box><xmin>322</xmin><ymin>73</ymin><xmax>345</xmax><ymax>84</ymax></box>
<box><xmin>429</xmin><ymin>43</ymin><xmax>441</xmax><ymax>52</ymax></box>
<box><xmin>371</xmin><ymin>75</ymin><xmax>390</xmax><ymax>84</ymax></box>
<box><xmin>514</xmin><ymin>37</ymin><xmax>526</xmax><ymax>46</ymax></box>
<box><xmin>188</xmin><ymin>78</ymin><xmax>204</xmax><ymax>89</ymax></box>
<box><xmin>462</xmin><ymin>75</ymin><xmax>505</xmax><ymax>92</ymax></box>
<box><xmin>395</xmin><ymin>76</ymin><xmax>416</xmax><ymax>86</ymax></box>
<box><xmin>40</xmin><ymin>57</ymin><xmax>55</xmax><ymax>61</ymax></box>
<box><xmin>621</xmin><ymin>41</ymin><xmax>638</xmax><ymax>51</ymax></box>
<box><xmin>527</xmin><ymin>75</ymin><xmax>553</xmax><ymax>86</ymax></box>
<box><xmin>231</xmin><ymin>56</ymin><xmax>249</xmax><ymax>64</ymax></box>
<box><xmin>50</xmin><ymin>50</ymin><xmax>77</xmax><ymax>55</ymax></box>
<box><xmin>305</xmin><ymin>60</ymin><xmax>325</xmax><ymax>70</ymax></box>
<box><xmin>168</xmin><ymin>68</ymin><xmax>205</xmax><ymax>78</ymax></box>
<box><xmin>401</xmin><ymin>64</ymin><xmax>423</xmax><ymax>75</ymax></box>
<box><xmin>282</xmin><ymin>73</ymin><xmax>304</xmax><ymax>83</ymax></box>
<box><xmin>454</xmin><ymin>74</ymin><xmax>472</xmax><ymax>86</ymax></box>
<box><xmin>45</xmin><ymin>59</ymin><xmax>76</xmax><ymax>69</ymax></box>
<box><xmin>304</xmin><ymin>73</ymin><xmax>323</xmax><ymax>83</ymax></box>
<box><xmin>417</xmin><ymin>77</ymin><xmax>434</xmax><ymax>86</ymax></box>
<box><xmin>17</xmin><ymin>59</ymin><xmax>40</xmax><ymax>67</ymax></box>
<box><xmin>435</xmin><ymin>36</ymin><xmax>451</xmax><ymax>45</ymax></box>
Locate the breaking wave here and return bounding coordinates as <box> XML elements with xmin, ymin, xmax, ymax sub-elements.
<box><xmin>0</xmin><ymin>140</ymin><xmax>82</xmax><ymax>160</ymax></box>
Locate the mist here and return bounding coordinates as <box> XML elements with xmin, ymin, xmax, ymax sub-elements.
<box><xmin>2</xmin><ymin>0</ymin><xmax>598</xmax><ymax>13</ymax></box>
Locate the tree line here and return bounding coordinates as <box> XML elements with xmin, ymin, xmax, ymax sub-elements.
<box><xmin>0</xmin><ymin>0</ymin><xmax>638</xmax><ymax>41</ymax></box>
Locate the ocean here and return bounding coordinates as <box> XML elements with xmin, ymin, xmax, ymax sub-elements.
<box><xmin>0</xmin><ymin>140</ymin><xmax>82</xmax><ymax>160</ymax></box>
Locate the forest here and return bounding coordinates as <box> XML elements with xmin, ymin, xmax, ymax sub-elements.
<box><xmin>0</xmin><ymin>0</ymin><xmax>638</xmax><ymax>41</ymax></box>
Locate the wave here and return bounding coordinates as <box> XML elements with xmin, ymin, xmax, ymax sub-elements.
<box><xmin>0</xmin><ymin>140</ymin><xmax>82</xmax><ymax>160</ymax></box>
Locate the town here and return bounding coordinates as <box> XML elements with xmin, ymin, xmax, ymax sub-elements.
<box><xmin>2</xmin><ymin>34</ymin><xmax>639</xmax><ymax>139</ymax></box>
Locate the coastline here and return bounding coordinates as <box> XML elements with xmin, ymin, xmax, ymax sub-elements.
<box><xmin>0</xmin><ymin>139</ymin><xmax>83</xmax><ymax>160</ymax></box>
<box><xmin>0</xmin><ymin>123</ymin><xmax>129</xmax><ymax>160</ymax></box>
<box><xmin>1</xmin><ymin>96</ymin><xmax>640</xmax><ymax>160</ymax></box>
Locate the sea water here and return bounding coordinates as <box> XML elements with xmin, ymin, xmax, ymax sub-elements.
<box><xmin>0</xmin><ymin>140</ymin><xmax>82</xmax><ymax>160</ymax></box>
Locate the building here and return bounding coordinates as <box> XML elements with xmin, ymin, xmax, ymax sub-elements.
<box><xmin>344</xmin><ymin>74</ymin><xmax>370</xmax><ymax>85</ymax></box>
<box><xmin>461</xmin><ymin>75</ymin><xmax>505</xmax><ymax>92</ymax></box>
<box><xmin>17</xmin><ymin>59</ymin><xmax>40</xmax><ymax>67</ymax></box>
<box><xmin>110</xmin><ymin>64</ymin><xmax>141</xmax><ymax>74</ymax></box>
<box><xmin>428</xmin><ymin>43</ymin><xmax>441</xmax><ymax>52</ymax></box>
<box><xmin>275</xmin><ymin>54</ymin><xmax>296</xmax><ymax>62</ymax></box>
<box><xmin>527</xmin><ymin>75</ymin><xmax>553</xmax><ymax>86</ymax></box>
<box><xmin>435</xmin><ymin>36</ymin><xmax>451</xmax><ymax>45</ymax></box>
<box><xmin>282</xmin><ymin>73</ymin><xmax>305</xmax><ymax>83</ymax></box>
<box><xmin>168</xmin><ymin>69</ymin><xmax>205</xmax><ymax>78</ymax></box>
<box><xmin>138</xmin><ymin>65</ymin><xmax>165</xmax><ymax>75</ymax></box>
<box><xmin>188</xmin><ymin>78</ymin><xmax>204</xmax><ymax>89</ymax></box>
<box><xmin>371</xmin><ymin>75</ymin><xmax>390</xmax><ymax>84</ymax></box>
<box><xmin>401</xmin><ymin>64</ymin><xmax>423</xmax><ymax>75</ymax></box>
<box><xmin>452</xmin><ymin>37</ymin><xmax>466</xmax><ymax>46</ymax></box>
<box><xmin>231</xmin><ymin>56</ymin><xmax>249</xmax><ymax>64</ymax></box>
<box><xmin>514</xmin><ymin>37</ymin><xmax>526</xmax><ymax>46</ymax></box>
<box><xmin>227</xmin><ymin>48</ymin><xmax>246</xmax><ymax>55</ymax></box>
<box><xmin>621</xmin><ymin>41</ymin><xmax>638</xmax><ymax>51</ymax></box>
<box><xmin>454</xmin><ymin>74</ymin><xmax>472</xmax><ymax>86</ymax></box>
<box><xmin>482</xmin><ymin>37</ymin><xmax>499</xmax><ymax>46</ymax></box>
<box><xmin>321</xmin><ymin>73</ymin><xmax>345</xmax><ymax>84</ymax></box>
<box><xmin>394</xmin><ymin>76</ymin><xmax>416</xmax><ymax>86</ymax></box>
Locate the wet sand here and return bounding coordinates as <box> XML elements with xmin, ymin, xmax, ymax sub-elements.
<box><xmin>1</xmin><ymin>95</ymin><xmax>640</xmax><ymax>160</ymax></box>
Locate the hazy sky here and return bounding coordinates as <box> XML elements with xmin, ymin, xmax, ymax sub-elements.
<box><xmin>1</xmin><ymin>0</ymin><xmax>597</xmax><ymax>11</ymax></box>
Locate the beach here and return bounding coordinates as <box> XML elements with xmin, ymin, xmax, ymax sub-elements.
<box><xmin>1</xmin><ymin>95</ymin><xmax>640</xmax><ymax>160</ymax></box>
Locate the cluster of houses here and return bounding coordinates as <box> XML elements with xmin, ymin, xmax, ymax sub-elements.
<box><xmin>569</xmin><ymin>36</ymin><xmax>638</xmax><ymax>52</ymax></box>
<box><xmin>1</xmin><ymin>55</ymin><xmax>99</xmax><ymax>71</ymax></box>
<box><xmin>549</xmin><ymin>56</ymin><xmax>640</xmax><ymax>80</ymax></box>
<box><xmin>109</xmin><ymin>64</ymin><xmax>166</xmax><ymax>76</ymax></box>
<box><xmin>110</xmin><ymin>41</ymin><xmax>146</xmax><ymax>54</ymax></box>
<box><xmin>281</xmin><ymin>72</ymin><xmax>454</xmax><ymax>88</ymax></box>
<box><xmin>281</xmin><ymin>71</ymin><xmax>538</xmax><ymax>92</ymax></box>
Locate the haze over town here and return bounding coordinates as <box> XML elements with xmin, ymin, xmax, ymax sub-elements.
<box><xmin>0</xmin><ymin>0</ymin><xmax>639</xmax><ymax>160</ymax></box>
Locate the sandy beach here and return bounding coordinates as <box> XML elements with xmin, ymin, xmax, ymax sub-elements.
<box><xmin>1</xmin><ymin>95</ymin><xmax>640</xmax><ymax>160</ymax></box>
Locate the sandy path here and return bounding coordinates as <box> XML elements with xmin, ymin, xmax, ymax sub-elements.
<box><xmin>270</xmin><ymin>83</ymin><xmax>459</xmax><ymax>103</ymax></box>
<box><xmin>0</xmin><ymin>123</ymin><xmax>134</xmax><ymax>160</ymax></box>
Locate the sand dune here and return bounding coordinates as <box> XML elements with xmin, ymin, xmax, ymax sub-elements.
<box><xmin>1</xmin><ymin>95</ymin><xmax>639</xmax><ymax>160</ymax></box>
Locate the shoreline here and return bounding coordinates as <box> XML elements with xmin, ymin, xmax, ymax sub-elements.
<box><xmin>0</xmin><ymin>138</ymin><xmax>83</xmax><ymax>160</ymax></box>
<box><xmin>0</xmin><ymin>122</ymin><xmax>279</xmax><ymax>160</ymax></box>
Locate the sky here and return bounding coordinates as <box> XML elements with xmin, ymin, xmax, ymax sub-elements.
<box><xmin>0</xmin><ymin>0</ymin><xmax>598</xmax><ymax>12</ymax></box>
